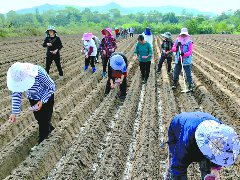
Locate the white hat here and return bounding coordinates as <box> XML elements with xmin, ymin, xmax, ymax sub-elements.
<box><xmin>110</xmin><ymin>55</ymin><xmax>126</xmax><ymax>71</ymax></box>
<box><xmin>7</xmin><ymin>62</ymin><xmax>38</xmax><ymax>92</ymax></box>
<box><xmin>180</xmin><ymin>27</ymin><xmax>189</xmax><ymax>35</ymax></box>
<box><xmin>195</xmin><ymin>120</ymin><xmax>240</xmax><ymax>166</ymax></box>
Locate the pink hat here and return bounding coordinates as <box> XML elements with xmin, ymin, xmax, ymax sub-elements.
<box><xmin>180</xmin><ymin>28</ymin><xmax>189</xmax><ymax>35</ymax></box>
<box><xmin>101</xmin><ymin>28</ymin><xmax>113</xmax><ymax>36</ymax></box>
<box><xmin>82</xmin><ymin>33</ymin><xmax>93</xmax><ymax>40</ymax></box>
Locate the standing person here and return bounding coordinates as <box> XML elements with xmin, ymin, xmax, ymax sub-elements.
<box><xmin>100</xmin><ymin>27</ymin><xmax>117</xmax><ymax>78</ymax></box>
<box><xmin>142</xmin><ymin>27</ymin><xmax>153</xmax><ymax>46</ymax></box>
<box><xmin>171</xmin><ymin>28</ymin><xmax>193</xmax><ymax>91</ymax></box>
<box><xmin>105</xmin><ymin>52</ymin><xmax>128</xmax><ymax>99</ymax></box>
<box><xmin>114</xmin><ymin>27</ymin><xmax>120</xmax><ymax>40</ymax></box>
<box><xmin>134</xmin><ymin>34</ymin><xmax>153</xmax><ymax>84</ymax></box>
<box><xmin>81</xmin><ymin>33</ymin><xmax>97</xmax><ymax>73</ymax></box>
<box><xmin>7</xmin><ymin>62</ymin><xmax>55</xmax><ymax>144</ymax></box>
<box><xmin>92</xmin><ymin>35</ymin><xmax>101</xmax><ymax>63</ymax></box>
<box><xmin>129</xmin><ymin>27</ymin><xmax>134</xmax><ymax>37</ymax></box>
<box><xmin>157</xmin><ymin>32</ymin><xmax>174</xmax><ymax>74</ymax></box>
<box><xmin>166</xmin><ymin>111</ymin><xmax>240</xmax><ymax>180</ymax></box>
<box><xmin>43</xmin><ymin>26</ymin><xmax>63</xmax><ymax>78</ymax></box>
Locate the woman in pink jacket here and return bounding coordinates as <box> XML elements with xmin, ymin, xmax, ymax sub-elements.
<box><xmin>171</xmin><ymin>28</ymin><xmax>193</xmax><ymax>91</ymax></box>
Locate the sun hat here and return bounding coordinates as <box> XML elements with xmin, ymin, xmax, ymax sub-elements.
<box><xmin>101</xmin><ymin>27</ymin><xmax>113</xmax><ymax>36</ymax></box>
<box><xmin>7</xmin><ymin>62</ymin><xmax>38</xmax><ymax>92</ymax></box>
<box><xmin>195</xmin><ymin>120</ymin><xmax>240</xmax><ymax>166</ymax></box>
<box><xmin>110</xmin><ymin>54</ymin><xmax>126</xmax><ymax>71</ymax></box>
<box><xmin>82</xmin><ymin>33</ymin><xmax>93</xmax><ymax>41</ymax></box>
<box><xmin>45</xmin><ymin>25</ymin><xmax>57</xmax><ymax>33</ymax></box>
<box><xmin>161</xmin><ymin>32</ymin><xmax>172</xmax><ymax>39</ymax></box>
<box><xmin>180</xmin><ymin>27</ymin><xmax>189</xmax><ymax>35</ymax></box>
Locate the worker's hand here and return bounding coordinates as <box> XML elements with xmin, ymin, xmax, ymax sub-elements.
<box><xmin>102</xmin><ymin>50</ymin><xmax>106</xmax><ymax>55</ymax></box>
<box><xmin>210</xmin><ymin>169</ymin><xmax>220</xmax><ymax>180</ymax></box>
<box><xmin>35</xmin><ymin>101</ymin><xmax>43</xmax><ymax>111</ymax></box>
<box><xmin>180</xmin><ymin>52</ymin><xmax>184</xmax><ymax>57</ymax></box>
<box><xmin>47</xmin><ymin>43</ymin><xmax>52</xmax><ymax>46</ymax></box>
<box><xmin>9</xmin><ymin>114</ymin><xmax>17</xmax><ymax>123</ymax></box>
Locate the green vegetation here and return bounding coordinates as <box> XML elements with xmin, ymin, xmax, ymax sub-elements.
<box><xmin>0</xmin><ymin>7</ymin><xmax>240</xmax><ymax>37</ymax></box>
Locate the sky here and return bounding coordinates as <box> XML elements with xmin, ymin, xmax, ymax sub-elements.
<box><xmin>0</xmin><ymin>0</ymin><xmax>239</xmax><ymax>14</ymax></box>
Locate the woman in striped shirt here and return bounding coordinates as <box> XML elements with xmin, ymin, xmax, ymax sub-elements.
<box><xmin>7</xmin><ymin>62</ymin><xmax>55</xmax><ymax>144</ymax></box>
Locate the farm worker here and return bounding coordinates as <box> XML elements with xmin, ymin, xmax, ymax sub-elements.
<box><xmin>142</xmin><ymin>27</ymin><xmax>153</xmax><ymax>46</ymax></box>
<box><xmin>92</xmin><ymin>35</ymin><xmax>101</xmax><ymax>63</ymax></box>
<box><xmin>166</xmin><ymin>111</ymin><xmax>240</xmax><ymax>180</ymax></box>
<box><xmin>157</xmin><ymin>32</ymin><xmax>174</xmax><ymax>74</ymax></box>
<box><xmin>129</xmin><ymin>27</ymin><xmax>134</xmax><ymax>37</ymax></box>
<box><xmin>7</xmin><ymin>62</ymin><xmax>55</xmax><ymax>144</ymax></box>
<box><xmin>43</xmin><ymin>26</ymin><xmax>63</xmax><ymax>78</ymax></box>
<box><xmin>100</xmin><ymin>27</ymin><xmax>117</xmax><ymax>78</ymax></box>
<box><xmin>171</xmin><ymin>28</ymin><xmax>193</xmax><ymax>91</ymax></box>
<box><xmin>114</xmin><ymin>27</ymin><xmax>120</xmax><ymax>40</ymax></box>
<box><xmin>134</xmin><ymin>34</ymin><xmax>153</xmax><ymax>84</ymax></box>
<box><xmin>81</xmin><ymin>32</ymin><xmax>97</xmax><ymax>73</ymax></box>
<box><xmin>105</xmin><ymin>52</ymin><xmax>128</xmax><ymax>99</ymax></box>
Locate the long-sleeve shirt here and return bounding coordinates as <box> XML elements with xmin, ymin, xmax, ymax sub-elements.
<box><xmin>108</xmin><ymin>53</ymin><xmax>128</xmax><ymax>80</ymax></box>
<box><xmin>134</xmin><ymin>41</ymin><xmax>153</xmax><ymax>62</ymax></box>
<box><xmin>11</xmin><ymin>66</ymin><xmax>55</xmax><ymax>114</ymax></box>
<box><xmin>168</xmin><ymin>112</ymin><xmax>221</xmax><ymax>176</ymax></box>
<box><xmin>43</xmin><ymin>35</ymin><xmax>63</xmax><ymax>56</ymax></box>
<box><xmin>100</xmin><ymin>36</ymin><xmax>117</xmax><ymax>58</ymax></box>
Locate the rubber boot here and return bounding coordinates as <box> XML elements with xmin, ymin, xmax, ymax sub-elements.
<box><xmin>188</xmin><ymin>83</ymin><xmax>193</xmax><ymax>92</ymax></box>
<box><xmin>84</xmin><ymin>66</ymin><xmax>88</xmax><ymax>72</ymax></box>
<box><xmin>92</xmin><ymin>67</ymin><xmax>96</xmax><ymax>73</ymax></box>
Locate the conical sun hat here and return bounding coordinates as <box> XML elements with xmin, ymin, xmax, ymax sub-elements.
<box><xmin>195</xmin><ymin>120</ymin><xmax>240</xmax><ymax>166</ymax></box>
<box><xmin>7</xmin><ymin>62</ymin><xmax>38</xmax><ymax>92</ymax></box>
<box><xmin>110</xmin><ymin>54</ymin><xmax>126</xmax><ymax>71</ymax></box>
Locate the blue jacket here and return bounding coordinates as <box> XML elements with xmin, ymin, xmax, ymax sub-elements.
<box><xmin>168</xmin><ymin>112</ymin><xmax>221</xmax><ymax>176</ymax></box>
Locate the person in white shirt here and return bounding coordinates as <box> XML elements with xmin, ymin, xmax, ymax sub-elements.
<box><xmin>81</xmin><ymin>33</ymin><xmax>97</xmax><ymax>73</ymax></box>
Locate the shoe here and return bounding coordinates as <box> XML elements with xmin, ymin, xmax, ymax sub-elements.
<box><xmin>167</xmin><ymin>72</ymin><xmax>171</xmax><ymax>75</ymax></box>
<box><xmin>84</xmin><ymin>66</ymin><xmax>88</xmax><ymax>72</ymax></box>
<box><xmin>119</xmin><ymin>95</ymin><xmax>126</xmax><ymax>100</ymax></box>
<box><xmin>95</xmin><ymin>59</ymin><xmax>99</xmax><ymax>63</ymax></box>
<box><xmin>172</xmin><ymin>80</ymin><xmax>177</xmax><ymax>90</ymax></box>
<box><xmin>102</xmin><ymin>72</ymin><xmax>107</xmax><ymax>78</ymax></box>
<box><xmin>59</xmin><ymin>75</ymin><xmax>63</xmax><ymax>79</ymax></box>
<box><xmin>188</xmin><ymin>84</ymin><xmax>193</xmax><ymax>92</ymax></box>
<box><xmin>92</xmin><ymin>67</ymin><xmax>96</xmax><ymax>73</ymax></box>
<box><xmin>157</xmin><ymin>69</ymin><xmax>161</xmax><ymax>73</ymax></box>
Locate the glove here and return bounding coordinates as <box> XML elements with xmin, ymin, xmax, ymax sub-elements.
<box><xmin>180</xmin><ymin>52</ymin><xmax>184</xmax><ymax>56</ymax></box>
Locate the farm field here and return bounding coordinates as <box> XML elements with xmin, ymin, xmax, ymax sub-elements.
<box><xmin>0</xmin><ymin>34</ymin><xmax>239</xmax><ymax>179</ymax></box>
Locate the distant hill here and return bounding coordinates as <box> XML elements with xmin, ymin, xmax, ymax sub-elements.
<box><xmin>15</xmin><ymin>2</ymin><xmax>216</xmax><ymax>17</ymax></box>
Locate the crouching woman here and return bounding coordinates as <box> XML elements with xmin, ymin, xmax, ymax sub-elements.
<box><xmin>166</xmin><ymin>111</ymin><xmax>240</xmax><ymax>180</ymax></box>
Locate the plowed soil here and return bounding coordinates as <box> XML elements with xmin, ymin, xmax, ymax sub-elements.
<box><xmin>0</xmin><ymin>34</ymin><xmax>239</xmax><ymax>179</ymax></box>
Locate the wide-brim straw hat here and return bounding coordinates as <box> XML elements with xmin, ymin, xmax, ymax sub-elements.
<box><xmin>195</xmin><ymin>120</ymin><xmax>240</xmax><ymax>166</ymax></box>
<box><xmin>180</xmin><ymin>27</ymin><xmax>189</xmax><ymax>35</ymax></box>
<box><xmin>110</xmin><ymin>54</ymin><xmax>126</xmax><ymax>71</ymax></box>
<box><xmin>7</xmin><ymin>62</ymin><xmax>38</xmax><ymax>92</ymax></box>
<box><xmin>82</xmin><ymin>33</ymin><xmax>93</xmax><ymax>41</ymax></box>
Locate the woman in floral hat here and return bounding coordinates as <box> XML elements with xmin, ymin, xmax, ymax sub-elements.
<box><xmin>166</xmin><ymin>111</ymin><xmax>240</xmax><ymax>180</ymax></box>
<box><xmin>7</xmin><ymin>62</ymin><xmax>55</xmax><ymax>144</ymax></box>
<box><xmin>100</xmin><ymin>27</ymin><xmax>117</xmax><ymax>78</ymax></box>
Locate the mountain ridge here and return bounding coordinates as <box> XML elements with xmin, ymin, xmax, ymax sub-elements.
<box><xmin>14</xmin><ymin>2</ymin><xmax>216</xmax><ymax>17</ymax></box>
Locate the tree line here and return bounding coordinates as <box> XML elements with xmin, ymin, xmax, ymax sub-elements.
<box><xmin>0</xmin><ymin>7</ymin><xmax>240</xmax><ymax>37</ymax></box>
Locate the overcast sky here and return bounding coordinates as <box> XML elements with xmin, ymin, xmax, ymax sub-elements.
<box><xmin>0</xmin><ymin>0</ymin><xmax>239</xmax><ymax>14</ymax></box>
